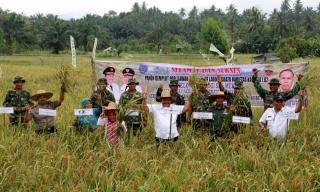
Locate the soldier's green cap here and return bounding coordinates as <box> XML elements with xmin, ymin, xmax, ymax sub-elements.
<box><xmin>169</xmin><ymin>80</ymin><xmax>180</xmax><ymax>87</ymax></box>
<box><xmin>127</xmin><ymin>78</ymin><xmax>139</xmax><ymax>85</ymax></box>
<box><xmin>268</xmin><ymin>78</ymin><xmax>281</xmax><ymax>85</ymax></box>
<box><xmin>13</xmin><ymin>76</ymin><xmax>26</xmax><ymax>84</ymax></box>
<box><xmin>273</xmin><ymin>94</ymin><xmax>284</xmax><ymax>101</ymax></box>
<box><xmin>234</xmin><ymin>80</ymin><xmax>243</xmax><ymax>89</ymax></box>
<box><xmin>97</xmin><ymin>78</ymin><xmax>107</xmax><ymax>85</ymax></box>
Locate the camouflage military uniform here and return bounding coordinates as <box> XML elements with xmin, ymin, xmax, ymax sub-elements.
<box><xmin>119</xmin><ymin>90</ymin><xmax>145</xmax><ymax>135</ymax></box>
<box><xmin>209</xmin><ymin>105</ymin><xmax>232</xmax><ymax>137</ymax></box>
<box><xmin>90</xmin><ymin>89</ymin><xmax>115</xmax><ymax>109</ymax></box>
<box><xmin>189</xmin><ymin>90</ymin><xmax>214</xmax><ymax>129</ymax></box>
<box><xmin>224</xmin><ymin>90</ymin><xmax>253</xmax><ymax>118</ymax></box>
<box><xmin>3</xmin><ymin>90</ymin><xmax>33</xmax><ymax>125</ymax></box>
<box><xmin>252</xmin><ymin>76</ymin><xmax>301</xmax><ymax>111</ymax></box>
<box><xmin>156</xmin><ymin>88</ymin><xmax>186</xmax><ymax>127</ymax></box>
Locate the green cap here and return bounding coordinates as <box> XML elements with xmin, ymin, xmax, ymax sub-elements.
<box><xmin>13</xmin><ymin>76</ymin><xmax>26</xmax><ymax>84</ymax></box>
<box><xmin>127</xmin><ymin>78</ymin><xmax>139</xmax><ymax>85</ymax></box>
<box><xmin>169</xmin><ymin>80</ymin><xmax>180</xmax><ymax>87</ymax></box>
<box><xmin>268</xmin><ymin>78</ymin><xmax>281</xmax><ymax>85</ymax></box>
<box><xmin>234</xmin><ymin>80</ymin><xmax>243</xmax><ymax>89</ymax></box>
<box><xmin>97</xmin><ymin>78</ymin><xmax>107</xmax><ymax>85</ymax></box>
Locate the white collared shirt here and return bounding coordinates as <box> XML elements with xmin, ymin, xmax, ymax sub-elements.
<box><xmin>259</xmin><ymin>106</ymin><xmax>296</xmax><ymax>139</ymax></box>
<box><xmin>147</xmin><ymin>104</ymin><xmax>184</xmax><ymax>139</ymax></box>
<box><xmin>106</xmin><ymin>83</ymin><xmax>120</xmax><ymax>103</ymax></box>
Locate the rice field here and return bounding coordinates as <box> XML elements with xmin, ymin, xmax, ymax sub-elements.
<box><xmin>0</xmin><ymin>53</ymin><xmax>319</xmax><ymax>191</ymax></box>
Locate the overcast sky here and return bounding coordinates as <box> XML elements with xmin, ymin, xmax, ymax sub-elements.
<box><xmin>0</xmin><ymin>0</ymin><xmax>319</xmax><ymax>19</ymax></box>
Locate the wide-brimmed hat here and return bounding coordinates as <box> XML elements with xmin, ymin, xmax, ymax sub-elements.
<box><xmin>127</xmin><ymin>78</ymin><xmax>139</xmax><ymax>85</ymax></box>
<box><xmin>268</xmin><ymin>78</ymin><xmax>281</xmax><ymax>85</ymax></box>
<box><xmin>161</xmin><ymin>91</ymin><xmax>171</xmax><ymax>98</ymax></box>
<box><xmin>13</xmin><ymin>76</ymin><xmax>26</xmax><ymax>84</ymax></box>
<box><xmin>31</xmin><ymin>90</ymin><xmax>53</xmax><ymax>101</ymax></box>
<box><xmin>169</xmin><ymin>80</ymin><xmax>180</xmax><ymax>87</ymax></box>
<box><xmin>105</xmin><ymin>102</ymin><xmax>118</xmax><ymax>111</ymax></box>
<box><xmin>210</xmin><ymin>91</ymin><xmax>228</xmax><ymax>100</ymax></box>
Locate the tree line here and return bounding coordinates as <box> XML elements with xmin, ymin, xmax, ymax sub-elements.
<box><xmin>0</xmin><ymin>0</ymin><xmax>320</xmax><ymax>57</ymax></box>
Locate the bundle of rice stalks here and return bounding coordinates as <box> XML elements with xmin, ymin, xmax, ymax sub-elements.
<box><xmin>299</xmin><ymin>67</ymin><xmax>320</xmax><ymax>95</ymax></box>
<box><xmin>55</xmin><ymin>64</ymin><xmax>77</xmax><ymax>93</ymax></box>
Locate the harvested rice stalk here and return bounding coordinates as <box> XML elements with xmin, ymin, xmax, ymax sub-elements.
<box><xmin>55</xmin><ymin>64</ymin><xmax>76</xmax><ymax>93</ymax></box>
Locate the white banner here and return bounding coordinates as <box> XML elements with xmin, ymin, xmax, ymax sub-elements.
<box><xmin>74</xmin><ymin>109</ymin><xmax>93</xmax><ymax>116</ymax></box>
<box><xmin>192</xmin><ymin>112</ymin><xmax>213</xmax><ymax>120</ymax></box>
<box><xmin>39</xmin><ymin>109</ymin><xmax>57</xmax><ymax>116</ymax></box>
<box><xmin>70</xmin><ymin>36</ymin><xmax>77</xmax><ymax>68</ymax></box>
<box><xmin>92</xmin><ymin>38</ymin><xmax>98</xmax><ymax>59</ymax></box>
<box><xmin>0</xmin><ymin>107</ymin><xmax>14</xmax><ymax>114</ymax></box>
<box><xmin>232</xmin><ymin>116</ymin><xmax>251</xmax><ymax>124</ymax></box>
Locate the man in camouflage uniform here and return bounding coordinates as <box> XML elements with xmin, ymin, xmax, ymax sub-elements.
<box><xmin>119</xmin><ymin>78</ymin><xmax>146</xmax><ymax>136</ymax></box>
<box><xmin>3</xmin><ymin>76</ymin><xmax>33</xmax><ymax>126</ymax></box>
<box><xmin>189</xmin><ymin>78</ymin><xmax>214</xmax><ymax>130</ymax></box>
<box><xmin>91</xmin><ymin>78</ymin><xmax>115</xmax><ymax>113</ymax></box>
<box><xmin>155</xmin><ymin>80</ymin><xmax>186</xmax><ymax>128</ymax></box>
<box><xmin>216</xmin><ymin>75</ymin><xmax>252</xmax><ymax>133</ymax></box>
<box><xmin>252</xmin><ymin>68</ymin><xmax>302</xmax><ymax>111</ymax></box>
<box><xmin>209</xmin><ymin>91</ymin><xmax>232</xmax><ymax>138</ymax></box>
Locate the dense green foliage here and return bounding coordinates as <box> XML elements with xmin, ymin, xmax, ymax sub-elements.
<box><xmin>0</xmin><ymin>0</ymin><xmax>320</xmax><ymax>55</ymax></box>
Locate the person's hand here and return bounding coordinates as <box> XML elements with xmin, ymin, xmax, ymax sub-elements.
<box><xmin>216</xmin><ymin>75</ymin><xmax>222</xmax><ymax>83</ymax></box>
<box><xmin>95</xmin><ymin>93</ymin><xmax>102</xmax><ymax>101</ymax></box>
<box><xmin>260</xmin><ymin>125</ymin><xmax>267</xmax><ymax>133</ymax></box>
<box><xmin>61</xmin><ymin>84</ymin><xmax>67</xmax><ymax>93</ymax></box>
<box><xmin>159</xmin><ymin>83</ymin><xmax>164</xmax><ymax>89</ymax></box>
<box><xmin>24</xmin><ymin>104</ymin><xmax>31</xmax><ymax>112</ymax></box>
<box><xmin>142</xmin><ymin>92</ymin><xmax>148</xmax><ymax>100</ymax></box>
<box><xmin>298</xmin><ymin>89</ymin><xmax>305</xmax><ymax>97</ymax></box>
<box><xmin>252</xmin><ymin>68</ymin><xmax>259</xmax><ymax>77</ymax></box>
<box><xmin>297</xmin><ymin>74</ymin><xmax>303</xmax><ymax>81</ymax></box>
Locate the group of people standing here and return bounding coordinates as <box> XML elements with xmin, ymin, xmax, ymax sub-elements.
<box><xmin>2</xmin><ymin>66</ymin><xmax>305</xmax><ymax>147</ymax></box>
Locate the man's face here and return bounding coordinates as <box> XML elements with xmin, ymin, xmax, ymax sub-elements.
<box><xmin>161</xmin><ymin>97</ymin><xmax>172</xmax><ymax>107</ymax></box>
<box><xmin>37</xmin><ymin>96</ymin><xmax>47</xmax><ymax>105</ymax></box>
<box><xmin>269</xmin><ymin>84</ymin><xmax>279</xmax><ymax>92</ymax></box>
<box><xmin>15</xmin><ymin>81</ymin><xmax>24</xmax><ymax>90</ymax></box>
<box><xmin>128</xmin><ymin>83</ymin><xmax>136</xmax><ymax>91</ymax></box>
<box><xmin>215</xmin><ymin>97</ymin><xmax>224</xmax><ymax>106</ymax></box>
<box><xmin>106</xmin><ymin>110</ymin><xmax>117</xmax><ymax>123</ymax></box>
<box><xmin>279</xmin><ymin>71</ymin><xmax>294</xmax><ymax>91</ymax></box>
<box><xmin>170</xmin><ymin>86</ymin><xmax>178</xmax><ymax>93</ymax></box>
<box><xmin>123</xmin><ymin>73</ymin><xmax>134</xmax><ymax>84</ymax></box>
<box><xmin>105</xmin><ymin>72</ymin><xmax>115</xmax><ymax>84</ymax></box>
<box><xmin>85</xmin><ymin>101</ymin><xmax>92</xmax><ymax>108</ymax></box>
<box><xmin>273</xmin><ymin>99</ymin><xmax>284</xmax><ymax>111</ymax></box>
<box><xmin>98</xmin><ymin>83</ymin><xmax>107</xmax><ymax>90</ymax></box>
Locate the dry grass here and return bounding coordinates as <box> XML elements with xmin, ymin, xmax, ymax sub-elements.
<box><xmin>0</xmin><ymin>54</ymin><xmax>319</xmax><ymax>191</ymax></box>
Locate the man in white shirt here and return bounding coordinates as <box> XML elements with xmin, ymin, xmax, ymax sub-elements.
<box><xmin>145</xmin><ymin>91</ymin><xmax>190</xmax><ymax>147</ymax></box>
<box><xmin>103</xmin><ymin>66</ymin><xmax>121</xmax><ymax>102</ymax></box>
<box><xmin>259</xmin><ymin>90</ymin><xmax>304</xmax><ymax>140</ymax></box>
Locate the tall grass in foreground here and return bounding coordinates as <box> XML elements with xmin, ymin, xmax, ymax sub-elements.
<box><xmin>0</xmin><ymin>55</ymin><xmax>319</xmax><ymax>191</ymax></box>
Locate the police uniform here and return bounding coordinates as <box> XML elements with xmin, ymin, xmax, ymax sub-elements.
<box><xmin>103</xmin><ymin>67</ymin><xmax>121</xmax><ymax>102</ymax></box>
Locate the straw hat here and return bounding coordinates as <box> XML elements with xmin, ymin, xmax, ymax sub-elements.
<box><xmin>31</xmin><ymin>90</ymin><xmax>53</xmax><ymax>101</ymax></box>
<box><xmin>105</xmin><ymin>102</ymin><xmax>117</xmax><ymax>110</ymax></box>
<box><xmin>161</xmin><ymin>91</ymin><xmax>171</xmax><ymax>98</ymax></box>
<box><xmin>210</xmin><ymin>91</ymin><xmax>228</xmax><ymax>100</ymax></box>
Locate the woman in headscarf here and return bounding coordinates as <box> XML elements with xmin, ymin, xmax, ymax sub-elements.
<box><xmin>73</xmin><ymin>98</ymin><xmax>100</xmax><ymax>133</ymax></box>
